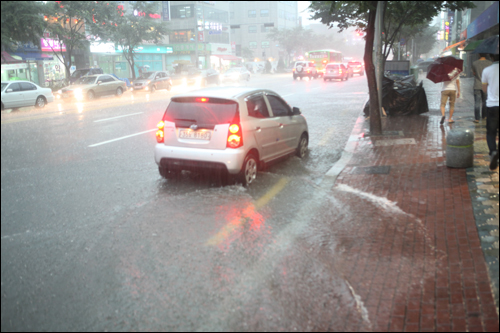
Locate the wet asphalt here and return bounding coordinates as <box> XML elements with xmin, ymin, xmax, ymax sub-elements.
<box><xmin>1</xmin><ymin>73</ymin><xmax>370</xmax><ymax>331</ymax></box>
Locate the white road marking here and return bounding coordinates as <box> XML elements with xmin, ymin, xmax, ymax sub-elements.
<box><xmin>88</xmin><ymin>128</ymin><xmax>157</xmax><ymax>147</ymax></box>
<box><xmin>93</xmin><ymin>112</ymin><xmax>144</xmax><ymax>122</ymax></box>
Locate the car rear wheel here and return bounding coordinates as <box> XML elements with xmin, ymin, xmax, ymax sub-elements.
<box><xmin>296</xmin><ymin>133</ymin><xmax>308</xmax><ymax>158</ymax></box>
<box><xmin>150</xmin><ymin>85</ymin><xmax>156</xmax><ymax>93</ymax></box>
<box><xmin>238</xmin><ymin>153</ymin><xmax>258</xmax><ymax>186</ymax></box>
<box><xmin>35</xmin><ymin>96</ymin><xmax>46</xmax><ymax>108</ymax></box>
<box><xmin>87</xmin><ymin>90</ymin><xmax>95</xmax><ymax>101</ymax></box>
<box><xmin>115</xmin><ymin>87</ymin><xmax>123</xmax><ymax>97</ymax></box>
<box><xmin>293</xmin><ymin>75</ymin><xmax>297</xmax><ymax>80</ymax></box>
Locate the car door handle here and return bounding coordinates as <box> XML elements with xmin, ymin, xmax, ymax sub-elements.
<box><xmin>255</xmin><ymin>126</ymin><xmax>261</xmax><ymax>132</ymax></box>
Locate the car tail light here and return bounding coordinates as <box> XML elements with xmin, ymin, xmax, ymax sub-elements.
<box><xmin>339</xmin><ymin>69</ymin><xmax>343</xmax><ymax>74</ymax></box>
<box><xmin>227</xmin><ymin>123</ymin><xmax>243</xmax><ymax>149</ymax></box>
<box><xmin>196</xmin><ymin>97</ymin><xmax>209</xmax><ymax>102</ymax></box>
<box><xmin>307</xmin><ymin>70</ymin><xmax>310</xmax><ymax>73</ymax></box>
<box><xmin>292</xmin><ymin>68</ymin><xmax>295</xmax><ymax>72</ymax></box>
<box><xmin>156</xmin><ymin>121</ymin><xmax>164</xmax><ymax>143</ymax></box>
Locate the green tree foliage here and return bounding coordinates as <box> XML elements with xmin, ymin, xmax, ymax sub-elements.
<box><xmin>43</xmin><ymin>1</ymin><xmax>113</xmax><ymax>79</ymax></box>
<box><xmin>1</xmin><ymin>1</ymin><xmax>46</xmax><ymax>52</ymax></box>
<box><xmin>267</xmin><ymin>26</ymin><xmax>315</xmax><ymax>66</ymax></box>
<box><xmin>392</xmin><ymin>22</ymin><xmax>439</xmax><ymax>62</ymax></box>
<box><xmin>267</xmin><ymin>26</ymin><xmax>342</xmax><ymax>66</ymax></box>
<box><xmin>241</xmin><ymin>47</ymin><xmax>254</xmax><ymax>61</ymax></box>
<box><xmin>102</xmin><ymin>2</ymin><xmax>169</xmax><ymax>79</ymax></box>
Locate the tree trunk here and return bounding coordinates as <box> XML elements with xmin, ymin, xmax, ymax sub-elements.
<box><xmin>364</xmin><ymin>2</ymin><xmax>382</xmax><ymax>135</ymax></box>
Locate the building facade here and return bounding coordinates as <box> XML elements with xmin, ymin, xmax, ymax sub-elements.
<box><xmin>229</xmin><ymin>1</ymin><xmax>299</xmax><ymax>62</ymax></box>
<box><xmin>441</xmin><ymin>1</ymin><xmax>499</xmax><ymax>77</ymax></box>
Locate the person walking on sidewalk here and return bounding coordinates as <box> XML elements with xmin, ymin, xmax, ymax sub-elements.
<box><xmin>440</xmin><ymin>76</ymin><xmax>460</xmax><ymax>124</ymax></box>
<box><xmin>472</xmin><ymin>54</ymin><xmax>492</xmax><ymax>123</ymax></box>
<box><xmin>482</xmin><ymin>54</ymin><xmax>499</xmax><ymax>170</ymax></box>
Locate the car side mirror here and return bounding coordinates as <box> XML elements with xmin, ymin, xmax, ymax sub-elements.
<box><xmin>292</xmin><ymin>107</ymin><xmax>301</xmax><ymax>115</ymax></box>
<box><xmin>6</xmin><ymin>89</ymin><xmax>13</xmax><ymax>93</ymax></box>
<box><xmin>97</xmin><ymin>81</ymin><xmax>102</xmax><ymax>85</ymax></box>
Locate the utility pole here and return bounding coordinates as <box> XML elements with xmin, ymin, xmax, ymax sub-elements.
<box><xmin>375</xmin><ymin>1</ymin><xmax>385</xmax><ymax>124</ymax></box>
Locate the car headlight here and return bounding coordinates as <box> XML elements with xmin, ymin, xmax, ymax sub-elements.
<box><xmin>57</xmin><ymin>90</ymin><xmax>62</xmax><ymax>94</ymax></box>
<box><xmin>74</xmin><ymin>88</ymin><xmax>83</xmax><ymax>99</ymax></box>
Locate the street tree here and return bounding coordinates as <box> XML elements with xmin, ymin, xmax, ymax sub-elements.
<box><xmin>241</xmin><ymin>47</ymin><xmax>254</xmax><ymax>62</ymax></box>
<box><xmin>267</xmin><ymin>26</ymin><xmax>316</xmax><ymax>66</ymax></box>
<box><xmin>308</xmin><ymin>0</ymin><xmax>475</xmax><ymax>135</ymax></box>
<box><xmin>103</xmin><ymin>1</ymin><xmax>169</xmax><ymax>80</ymax></box>
<box><xmin>43</xmin><ymin>1</ymin><xmax>114</xmax><ymax>79</ymax></box>
<box><xmin>1</xmin><ymin>1</ymin><xmax>46</xmax><ymax>53</ymax></box>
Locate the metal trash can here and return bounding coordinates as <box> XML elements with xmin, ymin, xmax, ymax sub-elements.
<box><xmin>446</xmin><ymin>129</ymin><xmax>474</xmax><ymax>168</ymax></box>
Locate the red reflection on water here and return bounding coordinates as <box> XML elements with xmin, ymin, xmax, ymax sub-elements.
<box><xmin>210</xmin><ymin>203</ymin><xmax>271</xmax><ymax>251</ymax></box>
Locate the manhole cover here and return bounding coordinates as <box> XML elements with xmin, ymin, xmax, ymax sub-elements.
<box><xmin>351</xmin><ymin>166</ymin><xmax>392</xmax><ymax>174</ymax></box>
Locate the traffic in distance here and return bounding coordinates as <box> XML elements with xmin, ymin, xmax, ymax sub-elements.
<box><xmin>2</xmin><ymin>51</ymin><xmax>363</xmax><ymax>187</ymax></box>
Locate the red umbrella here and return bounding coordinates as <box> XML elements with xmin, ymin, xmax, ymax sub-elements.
<box><xmin>426</xmin><ymin>56</ymin><xmax>463</xmax><ymax>83</ymax></box>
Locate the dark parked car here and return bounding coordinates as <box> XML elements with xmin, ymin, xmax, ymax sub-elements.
<box><xmin>69</xmin><ymin>68</ymin><xmax>104</xmax><ymax>84</ymax></box>
<box><xmin>131</xmin><ymin>71</ymin><xmax>172</xmax><ymax>93</ymax></box>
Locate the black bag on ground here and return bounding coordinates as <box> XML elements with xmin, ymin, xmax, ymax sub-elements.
<box><xmin>364</xmin><ymin>76</ymin><xmax>429</xmax><ymax>117</ymax></box>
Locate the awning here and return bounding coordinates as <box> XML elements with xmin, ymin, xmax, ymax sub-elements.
<box><xmin>13</xmin><ymin>52</ymin><xmax>54</xmax><ymax>61</ymax></box>
<box><xmin>211</xmin><ymin>54</ymin><xmax>242</xmax><ymax>61</ymax></box>
<box><xmin>443</xmin><ymin>40</ymin><xmax>466</xmax><ymax>52</ymax></box>
<box><xmin>1</xmin><ymin>51</ymin><xmax>25</xmax><ymax>64</ymax></box>
<box><xmin>463</xmin><ymin>39</ymin><xmax>485</xmax><ymax>52</ymax></box>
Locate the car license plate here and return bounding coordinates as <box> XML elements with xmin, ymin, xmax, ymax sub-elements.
<box><xmin>179</xmin><ymin>129</ymin><xmax>211</xmax><ymax>141</ymax></box>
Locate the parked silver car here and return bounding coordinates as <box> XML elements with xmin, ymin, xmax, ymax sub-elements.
<box><xmin>1</xmin><ymin>81</ymin><xmax>54</xmax><ymax>110</ymax></box>
<box><xmin>155</xmin><ymin>87</ymin><xmax>309</xmax><ymax>186</ymax></box>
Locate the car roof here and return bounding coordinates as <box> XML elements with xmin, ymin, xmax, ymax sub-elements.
<box><xmin>172</xmin><ymin>87</ymin><xmax>276</xmax><ymax>101</ymax></box>
<box><xmin>2</xmin><ymin>81</ymin><xmax>37</xmax><ymax>84</ymax></box>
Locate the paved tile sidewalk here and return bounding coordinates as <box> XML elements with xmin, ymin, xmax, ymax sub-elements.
<box><xmin>331</xmin><ymin>77</ymin><xmax>498</xmax><ymax>331</ymax></box>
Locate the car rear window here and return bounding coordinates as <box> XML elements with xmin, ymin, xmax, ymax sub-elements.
<box><xmin>164</xmin><ymin>97</ymin><xmax>239</xmax><ymax>130</ymax></box>
<box><xmin>326</xmin><ymin>64</ymin><xmax>339</xmax><ymax>70</ymax></box>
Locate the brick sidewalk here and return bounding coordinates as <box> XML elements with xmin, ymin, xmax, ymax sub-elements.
<box><xmin>330</xmin><ymin>77</ymin><xmax>499</xmax><ymax>331</ymax></box>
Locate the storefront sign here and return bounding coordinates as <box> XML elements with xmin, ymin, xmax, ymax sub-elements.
<box><xmin>12</xmin><ymin>41</ymin><xmax>39</xmax><ymax>52</ymax></box>
<box><xmin>1</xmin><ymin>63</ymin><xmax>28</xmax><ymax>70</ymax></box>
<box><xmin>90</xmin><ymin>42</ymin><xmax>116</xmax><ymax>53</ymax></box>
<box><xmin>467</xmin><ymin>1</ymin><xmax>499</xmax><ymax>39</ymax></box>
<box><xmin>116</xmin><ymin>45</ymin><xmax>169</xmax><ymax>53</ymax></box>
<box><xmin>41</xmin><ymin>38</ymin><xmax>66</xmax><ymax>52</ymax></box>
<box><xmin>210</xmin><ymin>43</ymin><xmax>231</xmax><ymax>55</ymax></box>
<box><xmin>198</xmin><ymin>32</ymin><xmax>204</xmax><ymax>42</ymax></box>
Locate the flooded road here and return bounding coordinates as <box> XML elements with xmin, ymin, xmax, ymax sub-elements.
<box><xmin>1</xmin><ymin>73</ymin><xmax>374</xmax><ymax>331</ymax></box>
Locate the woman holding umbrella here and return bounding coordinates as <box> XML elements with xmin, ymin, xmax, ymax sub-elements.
<box><xmin>426</xmin><ymin>56</ymin><xmax>464</xmax><ymax>124</ymax></box>
<box><xmin>440</xmin><ymin>75</ymin><xmax>461</xmax><ymax>124</ymax></box>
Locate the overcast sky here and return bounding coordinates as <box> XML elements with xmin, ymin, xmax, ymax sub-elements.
<box><xmin>298</xmin><ymin>1</ymin><xmax>320</xmax><ymax>26</ymax></box>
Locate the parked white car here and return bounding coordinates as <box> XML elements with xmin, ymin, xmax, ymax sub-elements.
<box><xmin>155</xmin><ymin>87</ymin><xmax>309</xmax><ymax>186</ymax></box>
<box><xmin>1</xmin><ymin>81</ymin><xmax>54</xmax><ymax>110</ymax></box>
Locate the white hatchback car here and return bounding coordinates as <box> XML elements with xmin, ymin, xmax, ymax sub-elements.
<box><xmin>155</xmin><ymin>87</ymin><xmax>309</xmax><ymax>186</ymax></box>
<box><xmin>1</xmin><ymin>81</ymin><xmax>54</xmax><ymax>110</ymax></box>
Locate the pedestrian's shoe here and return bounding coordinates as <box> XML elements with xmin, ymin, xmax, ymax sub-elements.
<box><xmin>490</xmin><ymin>151</ymin><xmax>499</xmax><ymax>170</ymax></box>
<box><xmin>448</xmin><ymin>118</ymin><xmax>455</xmax><ymax>123</ymax></box>
<box><xmin>440</xmin><ymin>116</ymin><xmax>445</xmax><ymax>125</ymax></box>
